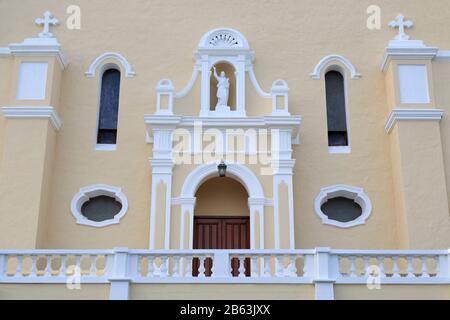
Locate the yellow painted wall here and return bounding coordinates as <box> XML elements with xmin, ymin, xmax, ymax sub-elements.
<box><xmin>0</xmin><ymin>284</ymin><xmax>109</xmax><ymax>300</ymax></box>
<box><xmin>2</xmin><ymin>283</ymin><xmax>450</xmax><ymax>300</ymax></box>
<box><xmin>334</xmin><ymin>285</ymin><xmax>450</xmax><ymax>300</ymax></box>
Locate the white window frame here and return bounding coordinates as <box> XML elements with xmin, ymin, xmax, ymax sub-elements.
<box><xmin>324</xmin><ymin>65</ymin><xmax>351</xmax><ymax>154</ymax></box>
<box><xmin>94</xmin><ymin>63</ymin><xmax>121</xmax><ymax>151</ymax></box>
<box><xmin>71</xmin><ymin>184</ymin><xmax>128</xmax><ymax>228</ymax></box>
<box><xmin>314</xmin><ymin>184</ymin><xmax>372</xmax><ymax>228</ymax></box>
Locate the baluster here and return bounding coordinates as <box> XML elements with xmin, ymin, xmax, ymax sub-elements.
<box><xmin>435</xmin><ymin>256</ymin><xmax>440</xmax><ymax>277</ymax></box>
<box><xmin>278</xmin><ymin>255</ymin><xmax>286</xmax><ymax>277</ymax></box>
<box><xmin>392</xmin><ymin>256</ymin><xmax>400</xmax><ymax>278</ymax></box>
<box><xmin>90</xmin><ymin>255</ymin><xmax>97</xmax><ymax>276</ymax></box>
<box><xmin>160</xmin><ymin>256</ymin><xmax>168</xmax><ymax>277</ymax></box>
<box><xmin>263</xmin><ymin>256</ymin><xmax>271</xmax><ymax>277</ymax></box>
<box><xmin>363</xmin><ymin>256</ymin><xmax>369</xmax><ymax>276</ymax></box>
<box><xmin>186</xmin><ymin>256</ymin><xmax>193</xmax><ymax>278</ymax></box>
<box><xmin>45</xmin><ymin>255</ymin><xmax>52</xmax><ymax>276</ymax></box>
<box><xmin>59</xmin><ymin>255</ymin><xmax>66</xmax><ymax>277</ymax></box>
<box><xmin>137</xmin><ymin>255</ymin><xmax>143</xmax><ymax>277</ymax></box>
<box><xmin>198</xmin><ymin>256</ymin><xmax>206</xmax><ymax>278</ymax></box>
<box><xmin>303</xmin><ymin>255</ymin><xmax>313</xmax><ymax>278</ymax></box>
<box><xmin>406</xmin><ymin>256</ymin><xmax>414</xmax><ymax>278</ymax></box>
<box><xmin>147</xmin><ymin>256</ymin><xmax>155</xmax><ymax>277</ymax></box>
<box><xmin>421</xmin><ymin>256</ymin><xmax>430</xmax><ymax>278</ymax></box>
<box><xmin>289</xmin><ymin>255</ymin><xmax>298</xmax><ymax>277</ymax></box>
<box><xmin>173</xmin><ymin>256</ymin><xmax>181</xmax><ymax>277</ymax></box>
<box><xmin>0</xmin><ymin>255</ymin><xmax>5</xmax><ymax>279</ymax></box>
<box><xmin>30</xmin><ymin>255</ymin><xmax>37</xmax><ymax>277</ymax></box>
<box><xmin>75</xmin><ymin>255</ymin><xmax>81</xmax><ymax>276</ymax></box>
<box><xmin>349</xmin><ymin>256</ymin><xmax>357</xmax><ymax>277</ymax></box>
<box><xmin>238</xmin><ymin>256</ymin><xmax>246</xmax><ymax>278</ymax></box>
<box><xmin>251</xmin><ymin>256</ymin><xmax>258</xmax><ymax>278</ymax></box>
<box><xmin>377</xmin><ymin>256</ymin><xmax>385</xmax><ymax>278</ymax></box>
<box><xmin>16</xmin><ymin>255</ymin><xmax>23</xmax><ymax>277</ymax></box>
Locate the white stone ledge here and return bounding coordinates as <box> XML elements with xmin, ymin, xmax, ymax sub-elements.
<box><xmin>385</xmin><ymin>108</ymin><xmax>445</xmax><ymax>133</ymax></box>
<box><xmin>1</xmin><ymin>106</ymin><xmax>62</xmax><ymax>131</ymax></box>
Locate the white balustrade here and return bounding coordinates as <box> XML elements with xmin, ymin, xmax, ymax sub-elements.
<box><xmin>0</xmin><ymin>249</ymin><xmax>448</xmax><ymax>285</ymax></box>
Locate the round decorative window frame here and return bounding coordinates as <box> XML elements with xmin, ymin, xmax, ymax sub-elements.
<box><xmin>314</xmin><ymin>184</ymin><xmax>372</xmax><ymax>228</ymax></box>
<box><xmin>70</xmin><ymin>184</ymin><xmax>128</xmax><ymax>228</ymax></box>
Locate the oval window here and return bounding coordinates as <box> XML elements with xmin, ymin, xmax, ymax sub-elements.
<box><xmin>320</xmin><ymin>197</ymin><xmax>362</xmax><ymax>223</ymax></box>
<box><xmin>81</xmin><ymin>195</ymin><xmax>122</xmax><ymax>222</ymax></box>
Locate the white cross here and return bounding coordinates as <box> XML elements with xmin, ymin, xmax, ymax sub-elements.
<box><xmin>35</xmin><ymin>11</ymin><xmax>59</xmax><ymax>38</ymax></box>
<box><xmin>389</xmin><ymin>14</ymin><xmax>413</xmax><ymax>41</ymax></box>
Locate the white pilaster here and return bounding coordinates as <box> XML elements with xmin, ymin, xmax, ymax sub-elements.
<box><xmin>248</xmin><ymin>198</ymin><xmax>265</xmax><ymax>249</ymax></box>
<box><xmin>108</xmin><ymin>248</ymin><xmax>131</xmax><ymax>300</ymax></box>
<box><xmin>271</xmin><ymin>126</ymin><xmax>296</xmax><ymax>250</ymax></box>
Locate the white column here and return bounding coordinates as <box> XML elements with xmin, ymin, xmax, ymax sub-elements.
<box><xmin>236</xmin><ymin>55</ymin><xmax>246</xmax><ymax>116</ymax></box>
<box><xmin>200</xmin><ymin>56</ymin><xmax>211</xmax><ymax>116</ymax></box>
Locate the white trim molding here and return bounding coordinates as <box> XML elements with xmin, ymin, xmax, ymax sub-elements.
<box><xmin>310</xmin><ymin>55</ymin><xmax>361</xmax><ymax>80</ymax></box>
<box><xmin>85</xmin><ymin>52</ymin><xmax>136</xmax><ymax>78</ymax></box>
<box><xmin>181</xmin><ymin>162</ymin><xmax>265</xmax><ymax>199</ymax></box>
<box><xmin>380</xmin><ymin>40</ymin><xmax>439</xmax><ymax>73</ymax></box>
<box><xmin>2</xmin><ymin>106</ymin><xmax>62</xmax><ymax>131</ymax></box>
<box><xmin>328</xmin><ymin>146</ymin><xmax>351</xmax><ymax>154</ymax></box>
<box><xmin>385</xmin><ymin>108</ymin><xmax>445</xmax><ymax>133</ymax></box>
<box><xmin>8</xmin><ymin>37</ymin><xmax>68</xmax><ymax>70</ymax></box>
<box><xmin>70</xmin><ymin>184</ymin><xmax>129</xmax><ymax>228</ymax></box>
<box><xmin>0</xmin><ymin>47</ymin><xmax>11</xmax><ymax>57</ymax></box>
<box><xmin>314</xmin><ymin>184</ymin><xmax>372</xmax><ymax>229</ymax></box>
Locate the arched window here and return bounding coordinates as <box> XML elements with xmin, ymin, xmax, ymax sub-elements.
<box><xmin>97</xmin><ymin>68</ymin><xmax>121</xmax><ymax>146</ymax></box>
<box><xmin>325</xmin><ymin>70</ymin><xmax>348</xmax><ymax>148</ymax></box>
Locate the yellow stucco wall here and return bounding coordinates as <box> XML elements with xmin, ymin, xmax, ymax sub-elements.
<box><xmin>2</xmin><ymin>283</ymin><xmax>450</xmax><ymax>300</ymax></box>
<box><xmin>0</xmin><ymin>0</ymin><xmax>449</xmax><ymax>252</ymax></box>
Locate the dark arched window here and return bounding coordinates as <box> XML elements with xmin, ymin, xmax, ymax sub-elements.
<box><xmin>97</xmin><ymin>69</ymin><xmax>121</xmax><ymax>145</ymax></box>
<box><xmin>325</xmin><ymin>71</ymin><xmax>348</xmax><ymax>147</ymax></box>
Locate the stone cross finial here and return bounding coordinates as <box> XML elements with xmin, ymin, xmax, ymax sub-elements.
<box><xmin>35</xmin><ymin>11</ymin><xmax>59</xmax><ymax>38</ymax></box>
<box><xmin>389</xmin><ymin>14</ymin><xmax>413</xmax><ymax>41</ymax></box>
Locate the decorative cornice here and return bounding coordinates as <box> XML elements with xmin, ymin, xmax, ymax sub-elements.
<box><xmin>2</xmin><ymin>106</ymin><xmax>62</xmax><ymax>131</ymax></box>
<box><xmin>144</xmin><ymin>114</ymin><xmax>302</xmax><ymax>144</ymax></box>
<box><xmin>381</xmin><ymin>40</ymin><xmax>439</xmax><ymax>72</ymax></box>
<box><xmin>385</xmin><ymin>108</ymin><xmax>445</xmax><ymax>133</ymax></box>
<box><xmin>436</xmin><ymin>51</ymin><xmax>450</xmax><ymax>60</ymax></box>
<box><xmin>8</xmin><ymin>37</ymin><xmax>68</xmax><ymax>69</ymax></box>
<box><xmin>85</xmin><ymin>52</ymin><xmax>135</xmax><ymax>78</ymax></box>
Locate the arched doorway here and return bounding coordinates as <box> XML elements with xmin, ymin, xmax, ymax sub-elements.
<box><xmin>193</xmin><ymin>176</ymin><xmax>250</xmax><ymax>276</ymax></box>
<box><xmin>179</xmin><ymin>163</ymin><xmax>266</xmax><ymax>251</ymax></box>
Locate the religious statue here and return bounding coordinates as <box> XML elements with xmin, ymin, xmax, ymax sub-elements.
<box><xmin>212</xmin><ymin>66</ymin><xmax>230</xmax><ymax>110</ymax></box>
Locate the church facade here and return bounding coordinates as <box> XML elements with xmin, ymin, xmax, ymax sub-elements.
<box><xmin>1</xmin><ymin>0</ymin><xmax>450</xmax><ymax>300</ymax></box>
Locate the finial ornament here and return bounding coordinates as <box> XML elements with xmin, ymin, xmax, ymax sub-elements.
<box><xmin>35</xmin><ymin>11</ymin><xmax>59</xmax><ymax>38</ymax></box>
<box><xmin>389</xmin><ymin>14</ymin><xmax>413</xmax><ymax>41</ymax></box>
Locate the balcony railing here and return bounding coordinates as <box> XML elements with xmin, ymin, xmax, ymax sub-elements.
<box><xmin>1</xmin><ymin>248</ymin><xmax>449</xmax><ymax>285</ymax></box>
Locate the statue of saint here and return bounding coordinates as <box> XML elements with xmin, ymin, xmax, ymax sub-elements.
<box><xmin>212</xmin><ymin>66</ymin><xmax>230</xmax><ymax>108</ymax></box>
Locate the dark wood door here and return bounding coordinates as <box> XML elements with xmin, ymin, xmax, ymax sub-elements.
<box><xmin>193</xmin><ymin>216</ymin><xmax>250</xmax><ymax>277</ymax></box>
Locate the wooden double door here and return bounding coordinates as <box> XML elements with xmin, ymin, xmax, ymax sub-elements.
<box><xmin>193</xmin><ymin>216</ymin><xmax>250</xmax><ymax>277</ymax></box>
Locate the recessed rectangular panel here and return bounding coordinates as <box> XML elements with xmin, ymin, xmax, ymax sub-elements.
<box><xmin>16</xmin><ymin>62</ymin><xmax>48</xmax><ymax>100</ymax></box>
<box><xmin>398</xmin><ymin>64</ymin><xmax>430</xmax><ymax>104</ymax></box>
